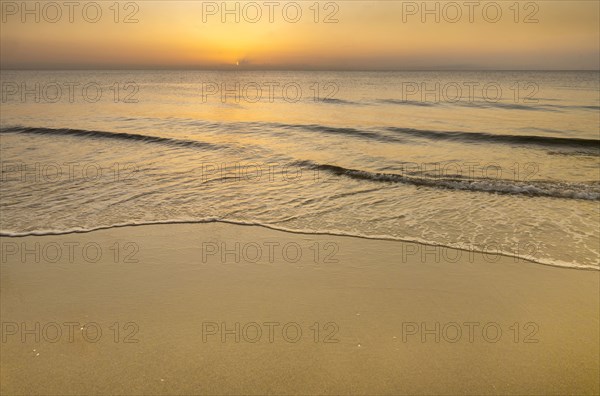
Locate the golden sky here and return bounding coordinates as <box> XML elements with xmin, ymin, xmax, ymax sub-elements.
<box><xmin>1</xmin><ymin>1</ymin><xmax>598</xmax><ymax>69</ymax></box>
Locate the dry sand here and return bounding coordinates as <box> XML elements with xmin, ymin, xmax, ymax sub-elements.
<box><xmin>1</xmin><ymin>222</ymin><xmax>598</xmax><ymax>395</ymax></box>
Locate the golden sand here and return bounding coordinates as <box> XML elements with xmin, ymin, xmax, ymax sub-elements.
<box><xmin>1</xmin><ymin>223</ymin><xmax>598</xmax><ymax>394</ymax></box>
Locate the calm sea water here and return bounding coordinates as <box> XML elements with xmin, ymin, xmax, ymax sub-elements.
<box><xmin>1</xmin><ymin>70</ymin><xmax>599</xmax><ymax>269</ymax></box>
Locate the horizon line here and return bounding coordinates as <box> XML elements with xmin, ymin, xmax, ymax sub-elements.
<box><xmin>2</xmin><ymin>67</ymin><xmax>599</xmax><ymax>72</ymax></box>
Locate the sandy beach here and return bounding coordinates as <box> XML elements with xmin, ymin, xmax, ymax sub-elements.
<box><xmin>1</xmin><ymin>222</ymin><xmax>598</xmax><ymax>395</ymax></box>
<box><xmin>2</xmin><ymin>2</ymin><xmax>599</xmax><ymax>394</ymax></box>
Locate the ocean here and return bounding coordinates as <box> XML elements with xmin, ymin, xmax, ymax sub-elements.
<box><xmin>1</xmin><ymin>70</ymin><xmax>599</xmax><ymax>269</ymax></box>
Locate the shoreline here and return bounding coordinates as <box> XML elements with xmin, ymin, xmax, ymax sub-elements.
<box><xmin>1</xmin><ymin>222</ymin><xmax>599</xmax><ymax>394</ymax></box>
<box><xmin>1</xmin><ymin>219</ymin><xmax>597</xmax><ymax>271</ymax></box>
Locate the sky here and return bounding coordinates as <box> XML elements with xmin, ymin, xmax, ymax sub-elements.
<box><xmin>1</xmin><ymin>1</ymin><xmax>599</xmax><ymax>70</ymax></box>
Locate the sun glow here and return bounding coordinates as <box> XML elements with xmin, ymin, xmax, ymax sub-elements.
<box><xmin>1</xmin><ymin>1</ymin><xmax>598</xmax><ymax>69</ymax></box>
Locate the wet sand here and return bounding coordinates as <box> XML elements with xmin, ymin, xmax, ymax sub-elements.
<box><xmin>1</xmin><ymin>222</ymin><xmax>598</xmax><ymax>395</ymax></box>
